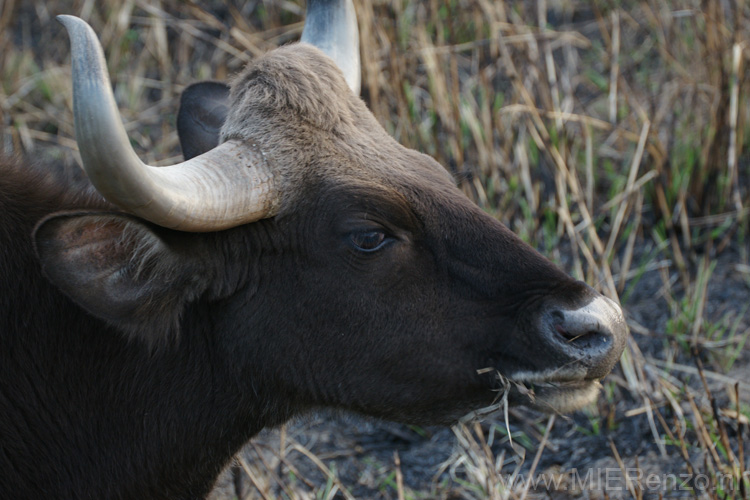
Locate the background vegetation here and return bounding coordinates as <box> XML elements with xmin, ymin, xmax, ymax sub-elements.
<box><xmin>2</xmin><ymin>0</ymin><xmax>749</xmax><ymax>498</ymax></box>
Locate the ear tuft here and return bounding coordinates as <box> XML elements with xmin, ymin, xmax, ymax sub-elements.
<box><xmin>34</xmin><ymin>212</ymin><xmax>213</xmax><ymax>346</ymax></box>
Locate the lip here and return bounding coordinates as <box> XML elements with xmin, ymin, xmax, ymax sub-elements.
<box><xmin>508</xmin><ymin>378</ymin><xmax>602</xmax><ymax>413</ymax></box>
<box><xmin>461</xmin><ymin>376</ymin><xmax>603</xmax><ymax>423</ymax></box>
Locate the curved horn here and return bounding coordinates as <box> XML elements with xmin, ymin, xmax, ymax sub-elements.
<box><xmin>301</xmin><ymin>0</ymin><xmax>361</xmax><ymax>94</ymax></box>
<box><xmin>58</xmin><ymin>15</ymin><xmax>278</xmax><ymax>232</ymax></box>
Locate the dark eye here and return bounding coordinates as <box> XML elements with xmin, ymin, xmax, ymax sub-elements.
<box><xmin>350</xmin><ymin>230</ymin><xmax>389</xmax><ymax>252</ymax></box>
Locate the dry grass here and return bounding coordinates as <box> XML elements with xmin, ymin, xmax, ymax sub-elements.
<box><xmin>3</xmin><ymin>0</ymin><xmax>750</xmax><ymax>498</ymax></box>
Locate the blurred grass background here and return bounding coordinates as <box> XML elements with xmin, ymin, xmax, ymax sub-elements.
<box><xmin>2</xmin><ymin>0</ymin><xmax>749</xmax><ymax>498</ymax></box>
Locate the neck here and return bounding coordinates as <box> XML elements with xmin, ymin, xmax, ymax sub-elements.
<box><xmin>1</xmin><ymin>273</ymin><xmax>283</xmax><ymax>499</ymax></box>
<box><xmin>0</xmin><ymin>158</ymin><xmax>295</xmax><ymax>499</ymax></box>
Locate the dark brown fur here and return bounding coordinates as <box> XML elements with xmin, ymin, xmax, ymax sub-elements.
<box><xmin>0</xmin><ymin>44</ymin><xmax>624</xmax><ymax>499</ymax></box>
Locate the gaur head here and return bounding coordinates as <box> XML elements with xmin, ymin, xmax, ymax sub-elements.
<box><xmin>38</xmin><ymin>1</ymin><xmax>627</xmax><ymax>427</ymax></box>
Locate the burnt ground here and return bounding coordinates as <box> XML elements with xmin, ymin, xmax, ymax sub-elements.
<box><xmin>210</xmin><ymin>242</ymin><xmax>750</xmax><ymax>500</ymax></box>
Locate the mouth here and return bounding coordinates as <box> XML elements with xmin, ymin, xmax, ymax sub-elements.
<box><xmin>508</xmin><ymin>378</ymin><xmax>602</xmax><ymax>413</ymax></box>
<box><xmin>476</xmin><ymin>367</ymin><xmax>604</xmax><ymax>415</ymax></box>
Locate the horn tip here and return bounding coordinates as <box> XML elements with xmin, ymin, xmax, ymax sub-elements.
<box><xmin>56</xmin><ymin>14</ymin><xmax>80</xmax><ymax>27</ymax></box>
<box><xmin>57</xmin><ymin>15</ymin><xmax>92</xmax><ymax>37</ymax></box>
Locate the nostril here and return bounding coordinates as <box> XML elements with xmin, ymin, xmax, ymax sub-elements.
<box><xmin>554</xmin><ymin>320</ymin><xmax>604</xmax><ymax>345</ymax></box>
<box><xmin>554</xmin><ymin>323</ymin><xmax>596</xmax><ymax>342</ymax></box>
<box><xmin>549</xmin><ymin>306</ymin><xmax>614</xmax><ymax>352</ymax></box>
<box><xmin>542</xmin><ymin>296</ymin><xmax>627</xmax><ymax>379</ymax></box>
<box><xmin>554</xmin><ymin>323</ymin><xmax>572</xmax><ymax>340</ymax></box>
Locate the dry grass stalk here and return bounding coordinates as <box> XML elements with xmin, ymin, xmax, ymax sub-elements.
<box><xmin>393</xmin><ymin>451</ymin><xmax>405</xmax><ymax>500</ymax></box>
<box><xmin>238</xmin><ymin>455</ymin><xmax>274</xmax><ymax>500</ymax></box>
<box><xmin>609</xmin><ymin>440</ymin><xmax>641</xmax><ymax>499</ymax></box>
<box><xmin>517</xmin><ymin>414</ymin><xmax>554</xmax><ymax>500</ymax></box>
<box><xmin>289</xmin><ymin>439</ymin><xmax>355</xmax><ymax>500</ymax></box>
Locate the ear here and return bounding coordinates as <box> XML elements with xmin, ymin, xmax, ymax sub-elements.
<box><xmin>34</xmin><ymin>212</ymin><xmax>214</xmax><ymax>345</ymax></box>
<box><xmin>177</xmin><ymin>81</ymin><xmax>230</xmax><ymax>160</ymax></box>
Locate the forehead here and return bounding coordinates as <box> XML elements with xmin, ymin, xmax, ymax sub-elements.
<box><xmin>222</xmin><ymin>43</ymin><xmax>459</xmax><ymax>219</ymax></box>
<box><xmin>309</xmin><ymin>141</ymin><xmax>459</xmax><ymax>198</ymax></box>
<box><xmin>281</xmin><ymin>151</ymin><xmax>469</xmax><ymax>237</ymax></box>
